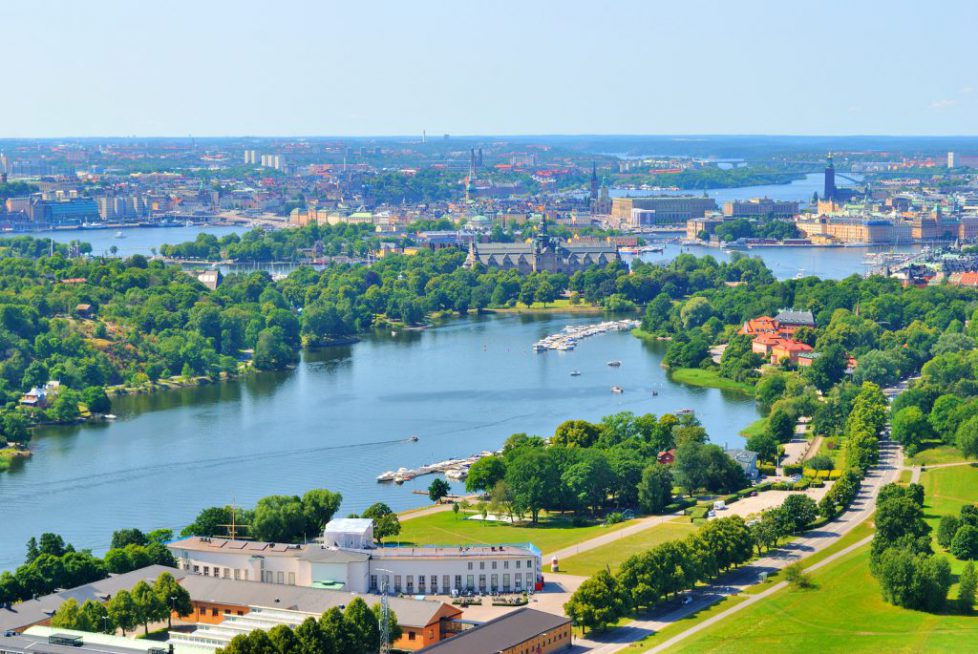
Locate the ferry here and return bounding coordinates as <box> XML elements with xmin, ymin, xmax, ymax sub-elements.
<box><xmin>607</xmin><ymin>360</ymin><xmax>622</xmax><ymax>367</ymax></box>
<box><xmin>611</xmin><ymin>386</ymin><xmax>624</xmax><ymax>394</ymax></box>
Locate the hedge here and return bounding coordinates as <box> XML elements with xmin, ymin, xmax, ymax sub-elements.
<box><xmin>688</xmin><ymin>506</ymin><xmax>710</xmax><ymax>520</ymax></box>
<box><xmin>783</xmin><ymin>463</ymin><xmax>804</xmax><ymax>475</ymax></box>
<box><xmin>663</xmin><ymin>498</ymin><xmax>697</xmax><ymax>514</ymax></box>
<box><xmin>758</xmin><ymin>464</ymin><xmax>777</xmax><ymax>477</ymax></box>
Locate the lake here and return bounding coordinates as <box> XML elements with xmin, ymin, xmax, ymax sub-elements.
<box><xmin>0</xmin><ymin>314</ymin><xmax>758</xmax><ymax>570</ymax></box>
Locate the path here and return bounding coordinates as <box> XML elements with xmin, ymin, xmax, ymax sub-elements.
<box><xmin>577</xmin><ymin>439</ymin><xmax>902</xmax><ymax>654</ymax></box>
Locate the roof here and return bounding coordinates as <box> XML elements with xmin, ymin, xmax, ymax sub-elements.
<box><xmin>167</xmin><ymin>537</ymin><xmax>369</xmax><ymax>564</ymax></box>
<box><xmin>773</xmin><ymin>309</ymin><xmax>815</xmax><ymax>327</ymax></box>
<box><xmin>323</xmin><ymin>518</ymin><xmax>373</xmax><ymax>535</ymax></box>
<box><xmin>177</xmin><ymin>575</ymin><xmax>453</xmax><ymax>628</ymax></box>
<box><xmin>417</xmin><ymin>608</ymin><xmax>570</xmax><ymax>654</ymax></box>
<box><xmin>0</xmin><ymin>565</ymin><xmax>184</xmax><ymax>633</ymax></box>
<box><xmin>0</xmin><ymin>632</ymin><xmax>155</xmax><ymax>654</ymax></box>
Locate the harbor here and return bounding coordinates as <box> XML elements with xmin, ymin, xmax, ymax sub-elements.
<box><xmin>532</xmin><ymin>319</ymin><xmax>640</xmax><ymax>352</ymax></box>
<box><xmin>377</xmin><ymin>451</ymin><xmax>497</xmax><ymax>484</ymax></box>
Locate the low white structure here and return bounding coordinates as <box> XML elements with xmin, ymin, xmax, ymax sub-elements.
<box><xmin>168</xmin><ymin>519</ymin><xmax>542</xmax><ymax>595</ymax></box>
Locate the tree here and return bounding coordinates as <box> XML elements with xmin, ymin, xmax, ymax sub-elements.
<box><xmin>891</xmin><ymin>406</ymin><xmax>932</xmax><ymax>450</ymax></box>
<box><xmin>679</xmin><ymin>296</ymin><xmax>712</xmax><ymax>329</ymax></box>
<box><xmin>181</xmin><ymin>506</ymin><xmax>233</xmax><ymax>537</ymax></box>
<box><xmin>951</xmin><ymin>525</ymin><xmax>978</xmax><ymax>560</ymax></box>
<box><xmin>745</xmin><ymin>432</ymin><xmax>778</xmax><ymax>464</ymax></box>
<box><xmin>343</xmin><ymin>597</ymin><xmax>379</xmax><ymax>654</ymax></box>
<box><xmin>131</xmin><ymin>580</ymin><xmax>166</xmax><ymax>635</ymax></box>
<box><xmin>253</xmin><ymin>495</ymin><xmax>307</xmax><ymax>543</ymax></box>
<box><xmin>781</xmin><ymin>494</ymin><xmax>818</xmax><ymax>533</ymax></box>
<box><xmin>110</xmin><ymin>528</ymin><xmax>147</xmax><ymax>550</ymax></box>
<box><xmin>51</xmin><ymin>598</ymin><xmax>87</xmax><ymax>631</ymax></box>
<box><xmin>253</xmin><ymin>326</ymin><xmax>298</xmax><ymax>370</ymax></box>
<box><xmin>1</xmin><ymin>412</ymin><xmax>30</xmax><ymax>444</ymax></box>
<box><xmin>561</xmin><ymin>451</ymin><xmax>615</xmax><ymax>515</ymax></box>
<box><xmin>428</xmin><ymin>478</ymin><xmax>450</xmax><ymax>503</ymax></box>
<box><xmin>938</xmin><ymin>515</ymin><xmax>962</xmax><ymax>549</ymax></box>
<box><xmin>465</xmin><ymin>455</ymin><xmax>506</xmax><ymax>494</ymax></box>
<box><xmin>765</xmin><ymin>408</ymin><xmax>795</xmax><ymax>443</ymax></box>
<box><xmin>372</xmin><ymin>604</ymin><xmax>402</xmax><ymax>646</ymax></box>
<box><xmin>564</xmin><ymin>569</ymin><xmax>629</xmax><ymax>634</ymax></box>
<box><xmin>362</xmin><ymin>503</ymin><xmax>401</xmax><ymax>543</ymax></box>
<box><xmin>154</xmin><ymin>572</ymin><xmax>192</xmax><ymax>629</ymax></box>
<box><xmin>0</xmin><ymin>571</ymin><xmax>23</xmax><ymax>608</ymax></box>
<box><xmin>82</xmin><ymin>600</ymin><xmax>112</xmax><ymax>634</ymax></box>
<box><xmin>552</xmin><ymin>419</ymin><xmax>601</xmax><ymax>448</ymax></box>
<box><xmin>875</xmin><ymin>547</ymin><xmax>950</xmax><ymax>611</ymax></box>
<box><xmin>267</xmin><ymin>623</ymin><xmax>300</xmax><ymax>654</ymax></box>
<box><xmin>957</xmin><ymin>415</ymin><xmax>978</xmax><ymax>459</ymax></box>
<box><xmin>637</xmin><ymin>463</ymin><xmax>673</xmax><ymax>514</ymax></box>
<box><xmin>505</xmin><ymin>448</ymin><xmax>561</xmax><ymax>523</ymax></box>
<box><xmin>81</xmin><ymin>386</ymin><xmax>112</xmax><ymax>414</ymax></box>
<box><xmin>107</xmin><ymin>589</ymin><xmax>139</xmax><ymax>636</ymax></box>
<box><xmin>302</xmin><ymin>489</ymin><xmax>343</xmax><ymax>535</ymax></box>
<box><xmin>784</xmin><ymin>562</ymin><xmax>815</xmax><ymax>589</ymax></box>
<box><xmin>960</xmin><ymin>561</ymin><xmax>977</xmax><ymax>612</ymax></box>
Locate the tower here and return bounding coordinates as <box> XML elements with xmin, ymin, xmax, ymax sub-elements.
<box><xmin>589</xmin><ymin>162</ymin><xmax>599</xmax><ymax>212</ymax></box>
<box><xmin>823</xmin><ymin>152</ymin><xmax>837</xmax><ymax>202</ymax></box>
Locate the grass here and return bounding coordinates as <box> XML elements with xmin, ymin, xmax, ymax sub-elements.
<box><xmin>739</xmin><ymin>418</ymin><xmax>768</xmax><ymax>438</ymax></box>
<box><xmin>393</xmin><ymin>509</ymin><xmax>636</xmax><ymax>554</ymax></box>
<box><xmin>663</xmin><ymin>544</ymin><xmax>978</xmax><ymax>654</ymax></box>
<box><xmin>667</xmin><ymin>368</ymin><xmax>755</xmax><ymax>395</ymax></box>
<box><xmin>489</xmin><ymin>299</ymin><xmax>603</xmax><ymax>314</ymax></box>
<box><xmin>911</xmin><ymin>441</ymin><xmax>970</xmax><ymax>466</ymax></box>
<box><xmin>921</xmin><ymin>463</ymin><xmax>978</xmax><ymax>585</ymax></box>
<box><xmin>557</xmin><ymin>520</ymin><xmax>698</xmax><ymax>576</ymax></box>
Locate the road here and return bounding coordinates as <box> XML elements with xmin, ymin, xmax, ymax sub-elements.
<box><xmin>578</xmin><ymin>438</ymin><xmax>903</xmax><ymax>653</ymax></box>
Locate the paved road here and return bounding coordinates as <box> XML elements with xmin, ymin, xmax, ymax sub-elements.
<box><xmin>578</xmin><ymin>438</ymin><xmax>903</xmax><ymax>653</ymax></box>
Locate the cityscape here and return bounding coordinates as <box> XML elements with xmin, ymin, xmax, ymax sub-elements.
<box><xmin>2</xmin><ymin>2</ymin><xmax>978</xmax><ymax>654</ymax></box>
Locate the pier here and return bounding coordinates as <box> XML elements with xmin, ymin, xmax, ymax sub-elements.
<box><xmin>532</xmin><ymin>319</ymin><xmax>640</xmax><ymax>352</ymax></box>
<box><xmin>377</xmin><ymin>451</ymin><xmax>496</xmax><ymax>484</ymax></box>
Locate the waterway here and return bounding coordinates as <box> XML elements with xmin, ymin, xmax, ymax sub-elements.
<box><xmin>0</xmin><ymin>314</ymin><xmax>758</xmax><ymax>570</ymax></box>
<box><xmin>43</xmin><ymin>225</ymin><xmax>248</xmax><ymax>258</ymax></box>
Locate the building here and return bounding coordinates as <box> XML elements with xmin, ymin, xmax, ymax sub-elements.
<box><xmin>168</xmin><ymin>519</ymin><xmax>543</xmax><ymax>596</ymax></box>
<box><xmin>464</xmin><ymin>226</ymin><xmax>619</xmax><ymax>274</ymax></box>
<box><xmin>725</xmin><ymin>449</ymin><xmax>759</xmax><ymax>482</ymax></box>
<box><xmin>794</xmin><ymin>214</ymin><xmax>911</xmax><ymax>245</ymax></box>
<box><xmin>824</xmin><ymin>154</ymin><xmax>837</xmax><ymax>201</ymax></box>
<box><xmin>417</xmin><ymin>608</ymin><xmax>571</xmax><ymax>654</ymax></box>
<box><xmin>722</xmin><ymin>198</ymin><xmax>799</xmax><ymax>218</ymax></box>
<box><xmin>30</xmin><ymin>198</ymin><xmax>100</xmax><ymax>226</ymax></box>
<box><xmin>611</xmin><ymin>196</ymin><xmax>717</xmax><ymax>226</ymax></box>
<box><xmin>171</xmin><ymin>574</ymin><xmax>462</xmax><ymax>651</ymax></box>
<box><xmin>0</xmin><ymin>628</ymin><xmax>175</xmax><ymax>654</ymax></box>
<box><xmin>737</xmin><ymin>316</ymin><xmax>782</xmax><ymax>337</ymax></box>
<box><xmin>769</xmin><ymin>339</ymin><xmax>814</xmax><ymax>365</ymax></box>
<box><xmin>773</xmin><ymin>309</ymin><xmax>815</xmax><ymax>330</ymax></box>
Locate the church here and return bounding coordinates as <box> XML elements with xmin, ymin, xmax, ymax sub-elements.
<box><xmin>463</xmin><ymin>224</ymin><xmax>620</xmax><ymax>274</ymax></box>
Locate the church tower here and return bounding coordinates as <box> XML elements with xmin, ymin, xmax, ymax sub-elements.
<box><xmin>589</xmin><ymin>162</ymin><xmax>599</xmax><ymax>212</ymax></box>
<box><xmin>824</xmin><ymin>152</ymin><xmax>837</xmax><ymax>202</ymax></box>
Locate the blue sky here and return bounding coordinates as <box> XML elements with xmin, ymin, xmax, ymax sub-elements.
<box><xmin>2</xmin><ymin>0</ymin><xmax>976</xmax><ymax>137</ymax></box>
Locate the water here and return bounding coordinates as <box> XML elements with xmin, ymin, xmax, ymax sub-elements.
<box><xmin>628</xmin><ymin>242</ymin><xmax>922</xmax><ymax>281</ymax></box>
<box><xmin>610</xmin><ymin>172</ymin><xmax>859</xmax><ymax>208</ymax></box>
<box><xmin>0</xmin><ymin>314</ymin><xmax>758</xmax><ymax>570</ymax></box>
<box><xmin>42</xmin><ymin>225</ymin><xmax>248</xmax><ymax>258</ymax></box>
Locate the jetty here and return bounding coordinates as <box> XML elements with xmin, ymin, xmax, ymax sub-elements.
<box><xmin>377</xmin><ymin>450</ymin><xmax>496</xmax><ymax>484</ymax></box>
<box><xmin>532</xmin><ymin>319</ymin><xmax>640</xmax><ymax>352</ymax></box>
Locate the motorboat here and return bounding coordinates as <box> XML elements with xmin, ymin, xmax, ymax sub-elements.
<box><xmin>607</xmin><ymin>360</ymin><xmax>622</xmax><ymax>367</ymax></box>
<box><xmin>611</xmin><ymin>386</ymin><xmax>624</xmax><ymax>394</ymax></box>
<box><xmin>376</xmin><ymin>471</ymin><xmax>396</xmax><ymax>482</ymax></box>
<box><xmin>570</xmin><ymin>370</ymin><xmax>582</xmax><ymax>377</ymax></box>
<box><xmin>408</xmin><ymin>435</ymin><xmax>419</xmax><ymax>442</ymax></box>
<box><xmin>114</xmin><ymin>231</ymin><xmax>125</xmax><ymax>238</ymax></box>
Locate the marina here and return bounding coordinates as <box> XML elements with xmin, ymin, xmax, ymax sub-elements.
<box><xmin>532</xmin><ymin>319</ymin><xmax>640</xmax><ymax>352</ymax></box>
<box><xmin>376</xmin><ymin>451</ymin><xmax>497</xmax><ymax>484</ymax></box>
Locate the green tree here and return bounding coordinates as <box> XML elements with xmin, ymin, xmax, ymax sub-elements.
<box><xmin>564</xmin><ymin>569</ymin><xmax>629</xmax><ymax>634</ymax></box>
<box><xmin>745</xmin><ymin>431</ymin><xmax>778</xmax><ymax>464</ymax></box>
<box><xmin>253</xmin><ymin>495</ymin><xmax>307</xmax><ymax>542</ymax></box>
<box><xmin>781</xmin><ymin>494</ymin><xmax>818</xmax><ymax>533</ymax></box>
<box><xmin>428</xmin><ymin>478</ymin><xmax>450</xmax><ymax>503</ymax></box>
<box><xmin>938</xmin><ymin>515</ymin><xmax>962</xmax><ymax>549</ymax></box>
<box><xmin>154</xmin><ymin>572</ymin><xmax>192</xmax><ymax>629</ymax></box>
<box><xmin>505</xmin><ymin>448</ymin><xmax>560</xmax><ymax>523</ymax></box>
<box><xmin>957</xmin><ymin>415</ymin><xmax>978</xmax><ymax>459</ymax></box>
<box><xmin>637</xmin><ymin>463</ymin><xmax>673</xmax><ymax>514</ymax></box>
<box><xmin>891</xmin><ymin>406</ymin><xmax>932</xmax><ymax>450</ymax></box>
<box><xmin>131</xmin><ymin>579</ymin><xmax>166</xmax><ymax>635</ymax></box>
<box><xmin>362</xmin><ymin>503</ymin><xmax>401</xmax><ymax>544</ymax></box>
<box><xmin>81</xmin><ymin>386</ymin><xmax>112</xmax><ymax>414</ymax></box>
<box><xmin>561</xmin><ymin>451</ymin><xmax>615</xmax><ymax>515</ymax></box>
<box><xmin>253</xmin><ymin>326</ymin><xmax>298</xmax><ymax>370</ymax></box>
<box><xmin>464</xmin><ymin>455</ymin><xmax>506</xmax><ymax>494</ymax></box>
<box><xmin>301</xmin><ymin>489</ymin><xmax>343</xmax><ymax>535</ymax></box>
<box><xmin>765</xmin><ymin>408</ymin><xmax>795</xmax><ymax>443</ymax></box>
<box><xmin>951</xmin><ymin>525</ymin><xmax>978</xmax><ymax>560</ymax></box>
<box><xmin>110</xmin><ymin>528</ymin><xmax>147</xmax><ymax>550</ymax></box>
<box><xmin>960</xmin><ymin>561</ymin><xmax>977</xmax><ymax>612</ymax></box>
<box><xmin>267</xmin><ymin>623</ymin><xmax>300</xmax><ymax>654</ymax></box>
<box><xmin>343</xmin><ymin>597</ymin><xmax>379</xmax><ymax>654</ymax></box>
<box><xmin>51</xmin><ymin>598</ymin><xmax>88</xmax><ymax>631</ymax></box>
<box><xmin>107</xmin><ymin>589</ymin><xmax>139</xmax><ymax>636</ymax></box>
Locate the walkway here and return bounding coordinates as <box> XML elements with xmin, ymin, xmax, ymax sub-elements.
<box><xmin>577</xmin><ymin>439</ymin><xmax>903</xmax><ymax>653</ymax></box>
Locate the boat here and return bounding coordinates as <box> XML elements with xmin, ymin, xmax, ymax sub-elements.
<box><xmin>607</xmin><ymin>360</ymin><xmax>622</xmax><ymax>367</ymax></box>
<box><xmin>445</xmin><ymin>467</ymin><xmax>468</xmax><ymax>481</ymax></box>
<box><xmin>114</xmin><ymin>231</ymin><xmax>125</xmax><ymax>239</ymax></box>
<box><xmin>185</xmin><ymin>220</ymin><xmax>194</xmax><ymax>227</ymax></box>
<box><xmin>376</xmin><ymin>471</ymin><xmax>397</xmax><ymax>482</ymax></box>
<box><xmin>611</xmin><ymin>386</ymin><xmax>624</xmax><ymax>394</ymax></box>
<box><xmin>408</xmin><ymin>435</ymin><xmax>419</xmax><ymax>442</ymax></box>
<box><xmin>570</xmin><ymin>370</ymin><xmax>581</xmax><ymax>377</ymax></box>
<box><xmin>103</xmin><ymin>414</ymin><xmax>117</xmax><ymax>420</ymax></box>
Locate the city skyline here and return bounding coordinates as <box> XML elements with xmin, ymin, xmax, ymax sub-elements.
<box><xmin>3</xmin><ymin>0</ymin><xmax>978</xmax><ymax>138</ymax></box>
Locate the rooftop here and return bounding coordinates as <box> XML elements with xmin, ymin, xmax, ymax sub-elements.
<box><xmin>417</xmin><ymin>608</ymin><xmax>569</xmax><ymax>654</ymax></box>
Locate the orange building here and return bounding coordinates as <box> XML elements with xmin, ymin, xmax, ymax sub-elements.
<box><xmin>417</xmin><ymin>608</ymin><xmax>571</xmax><ymax>654</ymax></box>
<box><xmin>738</xmin><ymin>316</ymin><xmax>782</xmax><ymax>336</ymax></box>
<box><xmin>769</xmin><ymin>339</ymin><xmax>814</xmax><ymax>365</ymax></box>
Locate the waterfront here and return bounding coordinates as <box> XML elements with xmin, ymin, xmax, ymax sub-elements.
<box><xmin>0</xmin><ymin>313</ymin><xmax>758</xmax><ymax>570</ymax></box>
<box><xmin>43</xmin><ymin>225</ymin><xmax>249</xmax><ymax>257</ymax></box>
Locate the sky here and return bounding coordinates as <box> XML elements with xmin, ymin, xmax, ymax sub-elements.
<box><xmin>2</xmin><ymin>0</ymin><xmax>977</xmax><ymax>137</ymax></box>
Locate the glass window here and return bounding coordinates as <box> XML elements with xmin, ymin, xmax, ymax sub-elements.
<box><xmin>515</xmin><ymin>576</ymin><xmax>522</xmax><ymax>590</ymax></box>
<box><xmin>504</xmin><ymin>561</ymin><xmax>509</xmax><ymax>569</ymax></box>
<box><xmin>203</xmin><ymin>566</ymin><xmax>210</xmax><ymax>576</ymax></box>
<box><xmin>467</xmin><ymin>562</ymin><xmax>473</xmax><ymax>570</ymax></box>
<box><xmin>491</xmin><ymin>561</ymin><xmax>497</xmax><ymax>570</ymax></box>
<box><xmin>503</xmin><ymin>574</ymin><xmax>510</xmax><ymax>590</ymax></box>
<box><xmin>516</xmin><ymin>560</ymin><xmax>521</xmax><ymax>569</ymax></box>
<box><xmin>480</xmin><ymin>562</ymin><xmax>485</xmax><ymax>570</ymax></box>
<box><xmin>418</xmin><ymin>576</ymin><xmax>426</xmax><ymax>592</ymax></box>
<box><xmin>443</xmin><ymin>575</ymin><xmax>451</xmax><ymax>592</ymax></box>
<box><xmin>456</xmin><ymin>575</ymin><xmax>463</xmax><ymax>591</ymax></box>
<box><xmin>233</xmin><ymin>569</ymin><xmax>240</xmax><ymax>580</ymax></box>
<box><xmin>491</xmin><ymin>574</ymin><xmax>498</xmax><ymax>590</ymax></box>
<box><xmin>276</xmin><ymin>572</ymin><xmax>284</xmax><ymax>584</ymax></box>
<box><xmin>478</xmin><ymin>574</ymin><xmax>486</xmax><ymax>590</ymax></box>
<box><xmin>394</xmin><ymin>575</ymin><xmax>402</xmax><ymax>592</ymax></box>
<box><xmin>431</xmin><ymin>575</ymin><xmax>438</xmax><ymax>592</ymax></box>
<box><xmin>370</xmin><ymin>575</ymin><xmax>378</xmax><ymax>591</ymax></box>
<box><xmin>406</xmin><ymin>576</ymin><xmax>414</xmax><ymax>593</ymax></box>
<box><xmin>527</xmin><ymin>559</ymin><xmax>533</xmax><ymax>568</ymax></box>
<box><xmin>288</xmin><ymin>572</ymin><xmax>295</xmax><ymax>585</ymax></box>
<box><xmin>466</xmin><ymin>575</ymin><xmax>474</xmax><ymax>590</ymax></box>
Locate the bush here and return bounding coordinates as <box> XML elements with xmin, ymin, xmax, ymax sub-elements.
<box><xmin>828</xmin><ymin>470</ymin><xmax>842</xmax><ymax>480</ymax></box>
<box><xmin>792</xmin><ymin>479</ymin><xmax>811</xmax><ymax>491</ymax></box>
<box><xmin>605</xmin><ymin>512</ymin><xmax>625</xmax><ymax>526</ymax></box>
<box><xmin>688</xmin><ymin>506</ymin><xmax>710</xmax><ymax>520</ymax></box>
<box><xmin>758</xmin><ymin>464</ymin><xmax>777</xmax><ymax>477</ymax></box>
<box><xmin>783</xmin><ymin>464</ymin><xmax>804</xmax><ymax>476</ymax></box>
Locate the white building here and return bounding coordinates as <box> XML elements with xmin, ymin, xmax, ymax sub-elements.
<box><xmin>168</xmin><ymin>519</ymin><xmax>542</xmax><ymax>595</ymax></box>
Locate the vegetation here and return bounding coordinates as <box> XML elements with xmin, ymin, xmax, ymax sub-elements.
<box><xmin>181</xmin><ymin>488</ymin><xmax>342</xmax><ymax>542</ymax></box>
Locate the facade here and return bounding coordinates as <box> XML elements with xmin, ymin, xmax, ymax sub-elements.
<box><xmin>611</xmin><ymin>196</ymin><xmax>717</xmax><ymax>226</ymax></box>
<box><xmin>794</xmin><ymin>215</ymin><xmax>911</xmax><ymax>245</ymax></box>
<box><xmin>772</xmin><ymin>309</ymin><xmax>815</xmax><ymax>330</ymax></box>
<box><xmin>725</xmin><ymin>449</ymin><xmax>759</xmax><ymax>482</ymax></box>
<box><xmin>464</xmin><ymin>229</ymin><xmax>619</xmax><ymax>274</ymax></box>
<box><xmin>168</xmin><ymin>520</ymin><xmax>543</xmax><ymax>596</ymax></box>
<box><xmin>417</xmin><ymin>608</ymin><xmax>571</xmax><ymax>654</ymax></box>
<box><xmin>722</xmin><ymin>198</ymin><xmax>799</xmax><ymax>218</ymax></box>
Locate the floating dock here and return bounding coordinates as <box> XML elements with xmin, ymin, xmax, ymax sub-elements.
<box><xmin>532</xmin><ymin>319</ymin><xmax>640</xmax><ymax>352</ymax></box>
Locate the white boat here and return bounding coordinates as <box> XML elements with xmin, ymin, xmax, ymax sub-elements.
<box><xmin>376</xmin><ymin>471</ymin><xmax>396</xmax><ymax>482</ymax></box>
<box><xmin>103</xmin><ymin>414</ymin><xmax>117</xmax><ymax>420</ymax></box>
<box><xmin>611</xmin><ymin>386</ymin><xmax>624</xmax><ymax>394</ymax></box>
<box><xmin>570</xmin><ymin>370</ymin><xmax>581</xmax><ymax>377</ymax></box>
<box><xmin>607</xmin><ymin>360</ymin><xmax>622</xmax><ymax>367</ymax></box>
<box><xmin>445</xmin><ymin>468</ymin><xmax>468</xmax><ymax>481</ymax></box>
<box><xmin>114</xmin><ymin>231</ymin><xmax>125</xmax><ymax>239</ymax></box>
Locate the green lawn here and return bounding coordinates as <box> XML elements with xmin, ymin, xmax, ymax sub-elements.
<box><xmin>912</xmin><ymin>442</ymin><xmax>970</xmax><ymax>466</ymax></box>
<box><xmin>921</xmin><ymin>463</ymin><xmax>978</xmax><ymax>585</ymax></box>
<box><xmin>489</xmin><ymin>299</ymin><xmax>602</xmax><ymax>314</ymax></box>
<box><xmin>394</xmin><ymin>510</ymin><xmax>635</xmax><ymax>554</ymax></box>
<box><xmin>667</xmin><ymin>368</ymin><xmax>755</xmax><ymax>394</ymax></box>
<box><xmin>664</xmin><ymin>544</ymin><xmax>978</xmax><ymax>654</ymax></box>
<box><xmin>557</xmin><ymin>520</ymin><xmax>698</xmax><ymax>576</ymax></box>
<box><xmin>739</xmin><ymin>418</ymin><xmax>768</xmax><ymax>438</ymax></box>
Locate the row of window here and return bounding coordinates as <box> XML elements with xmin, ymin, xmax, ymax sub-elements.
<box><xmin>370</xmin><ymin>572</ymin><xmax>534</xmax><ymax>593</ymax></box>
<box><xmin>186</xmin><ymin>562</ymin><xmax>296</xmax><ymax>586</ymax></box>
<box><xmin>466</xmin><ymin>559</ymin><xmax>534</xmax><ymax>571</ymax></box>
<box><xmin>515</xmin><ymin>628</ymin><xmax>569</xmax><ymax>654</ymax></box>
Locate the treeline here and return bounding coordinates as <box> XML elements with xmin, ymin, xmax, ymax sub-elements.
<box><xmin>616</xmin><ymin>166</ymin><xmax>803</xmax><ymax>190</ymax></box>
<box><xmin>181</xmin><ymin>488</ymin><xmax>343</xmax><ymax>543</ymax></box>
<box><xmin>0</xmin><ymin>530</ymin><xmax>175</xmax><ymax>606</ymax></box>
<box><xmin>362</xmin><ymin>168</ymin><xmax>461</xmax><ymax>204</ymax></box>
<box><xmin>217</xmin><ymin>597</ymin><xmax>399</xmax><ymax>654</ymax></box>
<box><xmin>708</xmin><ymin>217</ymin><xmax>800</xmax><ymax>242</ymax></box>
<box><xmin>159</xmin><ymin>223</ymin><xmax>379</xmax><ymax>261</ymax></box>
<box><xmin>464</xmin><ymin>411</ymin><xmax>748</xmax><ymax>523</ymax></box>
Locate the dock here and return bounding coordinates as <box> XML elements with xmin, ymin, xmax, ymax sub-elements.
<box><xmin>377</xmin><ymin>451</ymin><xmax>497</xmax><ymax>484</ymax></box>
<box><xmin>532</xmin><ymin>319</ymin><xmax>639</xmax><ymax>352</ymax></box>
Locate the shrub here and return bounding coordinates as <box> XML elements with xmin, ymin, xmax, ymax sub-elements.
<box><xmin>605</xmin><ymin>512</ymin><xmax>624</xmax><ymax>526</ymax></box>
<box><xmin>688</xmin><ymin>506</ymin><xmax>709</xmax><ymax>520</ymax></box>
<box><xmin>783</xmin><ymin>464</ymin><xmax>804</xmax><ymax>476</ymax></box>
<box><xmin>758</xmin><ymin>464</ymin><xmax>777</xmax><ymax>477</ymax></box>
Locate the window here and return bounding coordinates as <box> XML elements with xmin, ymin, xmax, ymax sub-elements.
<box><xmin>288</xmin><ymin>572</ymin><xmax>295</xmax><ymax>586</ymax></box>
<box><xmin>503</xmin><ymin>574</ymin><xmax>510</xmax><ymax>590</ymax></box>
<box><xmin>431</xmin><ymin>575</ymin><xmax>438</xmax><ymax>593</ymax></box>
<box><xmin>504</xmin><ymin>561</ymin><xmax>509</xmax><ymax>569</ymax></box>
<box><xmin>515</xmin><ymin>576</ymin><xmax>522</xmax><ymax>590</ymax></box>
<box><xmin>370</xmin><ymin>575</ymin><xmax>378</xmax><ymax>591</ymax></box>
<box><xmin>408</xmin><ymin>632</ymin><xmax>416</xmax><ymax>641</ymax></box>
<box><xmin>418</xmin><ymin>576</ymin><xmax>426</xmax><ymax>592</ymax></box>
<box><xmin>223</xmin><ymin>568</ymin><xmax>230</xmax><ymax>579</ymax></box>
<box><xmin>394</xmin><ymin>575</ymin><xmax>402</xmax><ymax>592</ymax></box>
<box><xmin>467</xmin><ymin>562</ymin><xmax>473</xmax><ymax>570</ymax></box>
<box><xmin>527</xmin><ymin>559</ymin><xmax>533</xmax><ymax>568</ymax></box>
<box><xmin>406</xmin><ymin>575</ymin><xmax>414</xmax><ymax>593</ymax></box>
<box><xmin>478</xmin><ymin>574</ymin><xmax>486</xmax><ymax>590</ymax></box>
<box><xmin>233</xmin><ymin>569</ymin><xmax>240</xmax><ymax>580</ymax></box>
<box><xmin>211</xmin><ymin>608</ymin><xmax>218</xmax><ymax>616</ymax></box>
<box><xmin>491</xmin><ymin>561</ymin><xmax>497</xmax><ymax>570</ymax></box>
<box><xmin>490</xmin><ymin>574</ymin><xmax>498</xmax><ymax>590</ymax></box>
<box><xmin>455</xmin><ymin>575</ymin><xmax>463</xmax><ymax>591</ymax></box>
<box><xmin>479</xmin><ymin>562</ymin><xmax>485</xmax><ymax>570</ymax></box>
<box><xmin>203</xmin><ymin>566</ymin><xmax>210</xmax><ymax>576</ymax></box>
<box><xmin>276</xmin><ymin>571</ymin><xmax>284</xmax><ymax>584</ymax></box>
<box><xmin>466</xmin><ymin>575</ymin><xmax>474</xmax><ymax>590</ymax></box>
<box><xmin>244</xmin><ymin>570</ymin><xmax>250</xmax><ymax>581</ymax></box>
<box><xmin>193</xmin><ymin>565</ymin><xmax>200</xmax><ymax>573</ymax></box>
<box><xmin>526</xmin><ymin>572</ymin><xmax>534</xmax><ymax>586</ymax></box>
<box><xmin>443</xmin><ymin>575</ymin><xmax>451</xmax><ymax>592</ymax></box>
<box><xmin>516</xmin><ymin>560</ymin><xmax>521</xmax><ymax>569</ymax></box>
